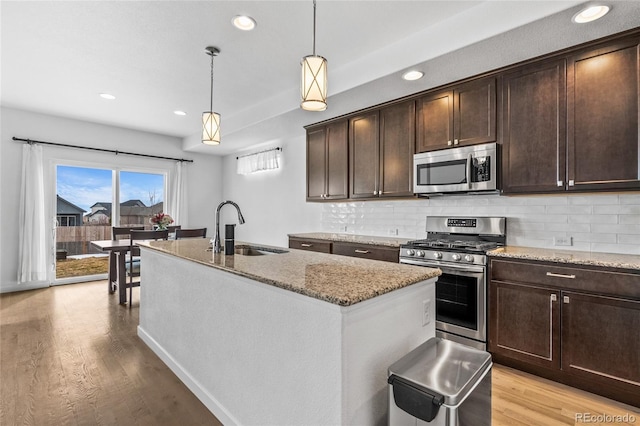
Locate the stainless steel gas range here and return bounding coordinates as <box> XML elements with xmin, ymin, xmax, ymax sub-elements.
<box><xmin>400</xmin><ymin>216</ymin><xmax>506</xmax><ymax>350</ymax></box>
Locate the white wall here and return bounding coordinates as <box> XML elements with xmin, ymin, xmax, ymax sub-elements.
<box><xmin>0</xmin><ymin>107</ymin><xmax>222</xmax><ymax>293</ymax></box>
<box><xmin>220</xmin><ymin>132</ymin><xmax>322</xmax><ymax>248</ymax></box>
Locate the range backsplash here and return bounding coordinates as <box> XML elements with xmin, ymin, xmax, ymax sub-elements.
<box><xmin>320</xmin><ymin>193</ymin><xmax>640</xmax><ymax>255</ymax></box>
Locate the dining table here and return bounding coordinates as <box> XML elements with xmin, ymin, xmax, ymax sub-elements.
<box><xmin>90</xmin><ymin>239</ymin><xmax>138</xmax><ymax>305</ymax></box>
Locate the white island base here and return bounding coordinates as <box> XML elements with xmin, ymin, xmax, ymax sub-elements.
<box><xmin>137</xmin><ymin>247</ymin><xmax>436</xmax><ymax>425</ymax></box>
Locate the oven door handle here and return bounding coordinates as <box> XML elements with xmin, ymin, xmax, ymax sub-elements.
<box><xmin>401</xmin><ymin>259</ymin><xmax>485</xmax><ymax>274</ymax></box>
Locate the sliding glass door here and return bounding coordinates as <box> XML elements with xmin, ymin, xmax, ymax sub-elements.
<box><xmin>54</xmin><ymin>164</ymin><xmax>166</xmax><ymax>283</ymax></box>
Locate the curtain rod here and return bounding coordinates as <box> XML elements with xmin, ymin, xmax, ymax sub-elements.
<box><xmin>236</xmin><ymin>147</ymin><xmax>281</xmax><ymax>160</ymax></box>
<box><xmin>12</xmin><ymin>137</ymin><xmax>194</xmax><ymax>163</ymax></box>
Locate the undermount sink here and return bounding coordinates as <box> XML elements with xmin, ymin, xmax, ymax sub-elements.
<box><xmin>234</xmin><ymin>245</ymin><xmax>289</xmax><ymax>256</ymax></box>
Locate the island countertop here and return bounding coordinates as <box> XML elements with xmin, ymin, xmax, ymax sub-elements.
<box><xmin>488</xmin><ymin>246</ymin><xmax>640</xmax><ymax>271</ymax></box>
<box><xmin>138</xmin><ymin>239</ymin><xmax>440</xmax><ymax>306</ymax></box>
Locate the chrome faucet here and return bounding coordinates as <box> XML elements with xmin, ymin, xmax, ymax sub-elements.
<box><xmin>213</xmin><ymin>200</ymin><xmax>245</xmax><ymax>253</ymax></box>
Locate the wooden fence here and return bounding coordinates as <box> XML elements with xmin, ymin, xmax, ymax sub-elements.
<box><xmin>56</xmin><ymin>225</ymin><xmax>111</xmax><ymax>256</ymax></box>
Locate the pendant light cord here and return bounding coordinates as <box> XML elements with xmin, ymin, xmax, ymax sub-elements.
<box><xmin>210</xmin><ymin>53</ymin><xmax>214</xmax><ymax>112</ymax></box>
<box><xmin>312</xmin><ymin>0</ymin><xmax>317</xmax><ymax>56</ymax></box>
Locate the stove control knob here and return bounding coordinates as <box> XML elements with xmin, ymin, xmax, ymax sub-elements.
<box><xmin>464</xmin><ymin>254</ymin><xmax>474</xmax><ymax>263</ymax></box>
<box><xmin>434</xmin><ymin>252</ymin><xmax>443</xmax><ymax>260</ymax></box>
<box><xmin>452</xmin><ymin>254</ymin><xmax>462</xmax><ymax>261</ymax></box>
<box><xmin>406</xmin><ymin>249</ymin><xmax>415</xmax><ymax>256</ymax></box>
<box><xmin>416</xmin><ymin>250</ymin><xmax>425</xmax><ymax>257</ymax></box>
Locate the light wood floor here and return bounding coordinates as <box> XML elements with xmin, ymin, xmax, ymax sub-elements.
<box><xmin>1</xmin><ymin>281</ymin><xmax>638</xmax><ymax>425</ymax></box>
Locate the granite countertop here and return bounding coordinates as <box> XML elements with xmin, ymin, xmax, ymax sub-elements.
<box><xmin>139</xmin><ymin>239</ymin><xmax>440</xmax><ymax>306</ymax></box>
<box><xmin>489</xmin><ymin>246</ymin><xmax>640</xmax><ymax>271</ymax></box>
<box><xmin>288</xmin><ymin>232</ymin><xmax>409</xmax><ymax>248</ymax></box>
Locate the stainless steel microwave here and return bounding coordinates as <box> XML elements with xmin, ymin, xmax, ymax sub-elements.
<box><xmin>413</xmin><ymin>142</ymin><xmax>498</xmax><ymax>195</ymax></box>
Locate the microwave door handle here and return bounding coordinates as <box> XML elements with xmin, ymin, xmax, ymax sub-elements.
<box><xmin>467</xmin><ymin>153</ymin><xmax>473</xmax><ymax>190</ymax></box>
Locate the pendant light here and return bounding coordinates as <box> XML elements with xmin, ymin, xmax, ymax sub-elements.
<box><xmin>301</xmin><ymin>0</ymin><xmax>327</xmax><ymax>111</ymax></box>
<box><xmin>202</xmin><ymin>46</ymin><xmax>221</xmax><ymax>145</ymax></box>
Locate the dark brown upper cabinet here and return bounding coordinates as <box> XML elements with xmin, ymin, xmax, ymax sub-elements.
<box><xmin>417</xmin><ymin>76</ymin><xmax>496</xmax><ymax>153</ymax></box>
<box><xmin>567</xmin><ymin>38</ymin><xmax>640</xmax><ymax>192</ymax></box>
<box><xmin>502</xmin><ymin>59</ymin><xmax>567</xmax><ymax>194</ymax></box>
<box><xmin>350</xmin><ymin>100</ymin><xmax>415</xmax><ymax>199</ymax></box>
<box><xmin>306</xmin><ymin>120</ymin><xmax>348</xmax><ymax>201</ymax></box>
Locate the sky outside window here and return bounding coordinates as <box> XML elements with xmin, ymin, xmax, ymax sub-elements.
<box><xmin>57</xmin><ymin>165</ymin><xmax>164</xmax><ymax>211</ymax></box>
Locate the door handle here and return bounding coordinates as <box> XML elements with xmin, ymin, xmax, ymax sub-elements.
<box><xmin>467</xmin><ymin>153</ymin><xmax>473</xmax><ymax>190</ymax></box>
<box><xmin>546</xmin><ymin>272</ymin><xmax>576</xmax><ymax>279</ymax></box>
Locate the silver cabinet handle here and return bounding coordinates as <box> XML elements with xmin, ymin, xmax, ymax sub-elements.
<box><xmin>557</xmin><ymin>180</ymin><xmax>563</xmax><ymax>187</ymax></box>
<box><xmin>563</xmin><ymin>296</ymin><xmax>570</xmax><ymax>304</ymax></box>
<box><xmin>301</xmin><ymin>243</ymin><xmax>313</xmax><ymax>247</ymax></box>
<box><xmin>546</xmin><ymin>272</ymin><xmax>576</xmax><ymax>279</ymax></box>
<box><xmin>447</xmin><ymin>140</ymin><xmax>453</xmax><ymax>146</ymax></box>
<box><xmin>568</xmin><ymin>180</ymin><xmax>575</xmax><ymax>187</ymax></box>
<box><xmin>550</xmin><ymin>294</ymin><xmax>557</xmax><ymax>302</ymax></box>
<box><xmin>354</xmin><ymin>249</ymin><xmax>371</xmax><ymax>254</ymax></box>
<box><xmin>454</xmin><ymin>139</ymin><xmax>459</xmax><ymax>145</ymax></box>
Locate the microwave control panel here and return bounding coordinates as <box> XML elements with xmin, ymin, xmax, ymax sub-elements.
<box><xmin>472</xmin><ymin>157</ymin><xmax>491</xmax><ymax>182</ymax></box>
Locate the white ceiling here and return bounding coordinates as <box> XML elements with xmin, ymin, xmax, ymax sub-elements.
<box><xmin>2</xmin><ymin>1</ymin><xmax>640</xmax><ymax>156</ymax></box>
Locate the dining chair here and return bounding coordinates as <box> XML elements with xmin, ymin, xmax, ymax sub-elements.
<box><xmin>127</xmin><ymin>229</ymin><xmax>169</xmax><ymax>308</ymax></box>
<box><xmin>167</xmin><ymin>225</ymin><xmax>181</xmax><ymax>239</ymax></box>
<box><xmin>175</xmin><ymin>227</ymin><xmax>207</xmax><ymax>239</ymax></box>
<box><xmin>112</xmin><ymin>225</ymin><xmax>145</xmax><ymax>240</ymax></box>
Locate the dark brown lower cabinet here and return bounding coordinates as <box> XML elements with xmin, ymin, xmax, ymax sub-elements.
<box><xmin>490</xmin><ymin>281</ymin><xmax>560</xmax><ymax>370</ymax></box>
<box><xmin>288</xmin><ymin>237</ymin><xmax>400</xmax><ymax>263</ymax></box>
<box><xmin>489</xmin><ymin>258</ymin><xmax>640</xmax><ymax>407</ymax></box>
<box><xmin>332</xmin><ymin>241</ymin><xmax>399</xmax><ymax>263</ymax></box>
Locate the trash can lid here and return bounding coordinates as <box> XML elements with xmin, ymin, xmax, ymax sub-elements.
<box><xmin>388</xmin><ymin>338</ymin><xmax>492</xmax><ymax>406</ymax></box>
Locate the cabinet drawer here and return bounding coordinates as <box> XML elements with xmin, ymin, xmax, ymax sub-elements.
<box><xmin>490</xmin><ymin>259</ymin><xmax>640</xmax><ymax>299</ymax></box>
<box><xmin>332</xmin><ymin>242</ymin><xmax>399</xmax><ymax>263</ymax></box>
<box><xmin>289</xmin><ymin>238</ymin><xmax>332</xmax><ymax>254</ymax></box>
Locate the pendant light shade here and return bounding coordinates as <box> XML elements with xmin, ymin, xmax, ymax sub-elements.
<box><xmin>301</xmin><ymin>0</ymin><xmax>327</xmax><ymax>111</ymax></box>
<box><xmin>202</xmin><ymin>46</ymin><xmax>221</xmax><ymax>145</ymax></box>
<box><xmin>301</xmin><ymin>55</ymin><xmax>327</xmax><ymax>111</ymax></box>
<box><xmin>202</xmin><ymin>111</ymin><xmax>221</xmax><ymax>145</ymax></box>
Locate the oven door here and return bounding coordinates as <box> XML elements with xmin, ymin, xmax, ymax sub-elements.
<box><xmin>406</xmin><ymin>259</ymin><xmax>487</xmax><ymax>346</ymax></box>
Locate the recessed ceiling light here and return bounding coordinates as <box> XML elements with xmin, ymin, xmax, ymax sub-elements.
<box><xmin>232</xmin><ymin>15</ymin><xmax>256</xmax><ymax>31</ymax></box>
<box><xmin>572</xmin><ymin>5</ymin><xmax>610</xmax><ymax>23</ymax></box>
<box><xmin>402</xmin><ymin>70</ymin><xmax>424</xmax><ymax>81</ymax></box>
<box><xmin>173</xmin><ymin>110</ymin><xmax>187</xmax><ymax>116</ymax></box>
<box><xmin>99</xmin><ymin>93</ymin><xmax>116</xmax><ymax>100</ymax></box>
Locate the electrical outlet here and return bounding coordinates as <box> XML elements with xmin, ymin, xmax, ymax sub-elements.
<box><xmin>422</xmin><ymin>299</ymin><xmax>431</xmax><ymax>326</ymax></box>
<box><xmin>388</xmin><ymin>228</ymin><xmax>398</xmax><ymax>236</ymax></box>
<box><xmin>342</xmin><ymin>225</ymin><xmax>348</xmax><ymax>232</ymax></box>
<box><xmin>554</xmin><ymin>236</ymin><xmax>573</xmax><ymax>246</ymax></box>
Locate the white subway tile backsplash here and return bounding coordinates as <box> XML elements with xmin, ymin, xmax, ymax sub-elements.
<box><xmin>321</xmin><ymin>193</ymin><xmax>640</xmax><ymax>255</ymax></box>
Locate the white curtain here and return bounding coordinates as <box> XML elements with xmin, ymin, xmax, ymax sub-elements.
<box><xmin>18</xmin><ymin>143</ymin><xmax>48</xmax><ymax>283</ymax></box>
<box><xmin>237</xmin><ymin>148</ymin><xmax>280</xmax><ymax>175</ymax></box>
<box><xmin>167</xmin><ymin>161</ymin><xmax>188</xmax><ymax>227</ymax></box>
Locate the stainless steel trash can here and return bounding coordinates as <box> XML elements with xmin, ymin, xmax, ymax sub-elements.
<box><xmin>388</xmin><ymin>337</ymin><xmax>492</xmax><ymax>426</ymax></box>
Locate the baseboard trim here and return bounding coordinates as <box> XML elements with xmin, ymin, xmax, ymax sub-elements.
<box><xmin>0</xmin><ymin>281</ymin><xmax>49</xmax><ymax>294</ymax></box>
<box><xmin>137</xmin><ymin>325</ymin><xmax>239</xmax><ymax>426</ymax></box>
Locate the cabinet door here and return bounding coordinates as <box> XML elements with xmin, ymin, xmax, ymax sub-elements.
<box><xmin>454</xmin><ymin>77</ymin><xmax>496</xmax><ymax>147</ymax></box>
<box><xmin>332</xmin><ymin>242</ymin><xmax>399</xmax><ymax>263</ymax></box>
<box><xmin>489</xmin><ymin>280</ymin><xmax>561</xmax><ymax>369</ymax></box>
<box><xmin>379</xmin><ymin>100</ymin><xmax>415</xmax><ymax>198</ymax></box>
<box><xmin>416</xmin><ymin>90</ymin><xmax>454</xmax><ymax>152</ymax></box>
<box><xmin>326</xmin><ymin>121</ymin><xmax>349</xmax><ymax>200</ymax></box>
<box><xmin>306</xmin><ymin>127</ymin><xmax>327</xmax><ymax>201</ymax></box>
<box><xmin>568</xmin><ymin>39</ymin><xmax>640</xmax><ymax>191</ymax></box>
<box><xmin>502</xmin><ymin>60</ymin><xmax>567</xmax><ymax>193</ymax></box>
<box><xmin>561</xmin><ymin>291</ymin><xmax>640</xmax><ymax>406</ymax></box>
<box><xmin>350</xmin><ymin>112</ymin><xmax>380</xmax><ymax>198</ymax></box>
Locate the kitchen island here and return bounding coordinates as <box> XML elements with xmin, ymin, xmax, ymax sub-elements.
<box><xmin>136</xmin><ymin>238</ymin><xmax>439</xmax><ymax>426</ymax></box>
